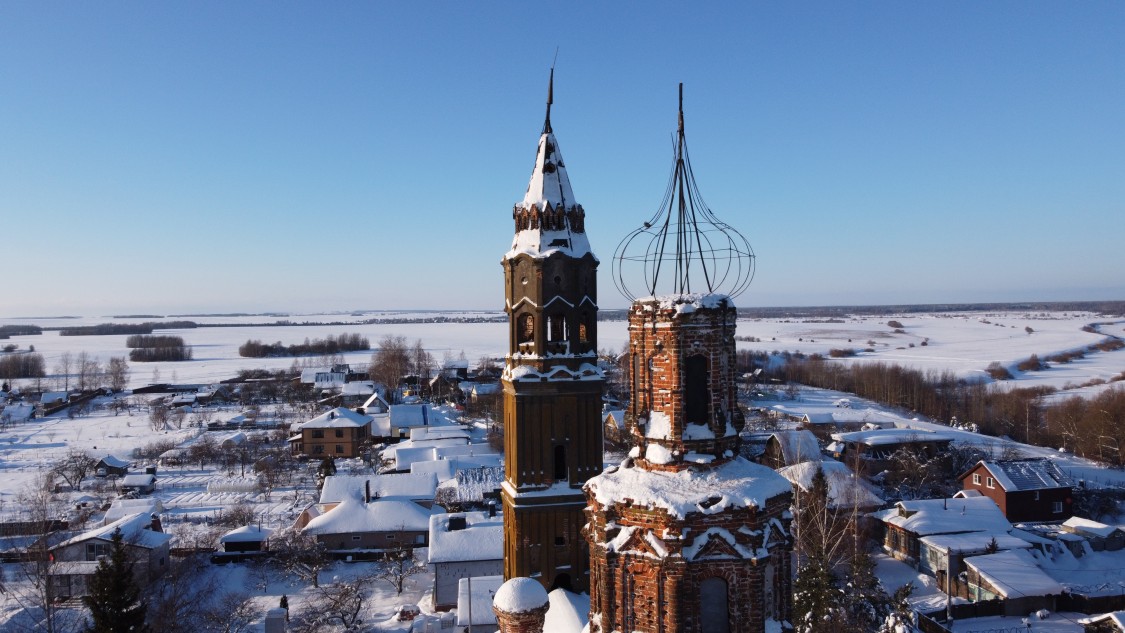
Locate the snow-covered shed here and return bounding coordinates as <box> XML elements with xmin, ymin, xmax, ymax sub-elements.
<box><xmin>428</xmin><ymin>509</ymin><xmax>504</xmax><ymax>610</ymax></box>
<box><xmin>219</xmin><ymin>524</ymin><xmax>273</xmax><ymax>553</ymax></box>
<box><xmin>963</xmin><ymin>548</ymin><xmax>1063</xmax><ymax>614</ymax></box>
<box><xmin>119</xmin><ymin>472</ymin><xmax>156</xmax><ymax>495</ymax></box>
<box><xmin>1061</xmin><ymin>517</ymin><xmax>1125</xmax><ymax>551</ymax></box>
<box><xmin>759</xmin><ymin>430</ymin><xmax>822</xmax><ymax>468</ymax></box>
<box><xmin>301</xmin><ymin>494</ymin><xmax>438</xmax><ymax>552</ymax></box>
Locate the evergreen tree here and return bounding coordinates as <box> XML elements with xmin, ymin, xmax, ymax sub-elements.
<box><xmin>793</xmin><ymin>560</ymin><xmax>842</xmax><ymax>633</ymax></box>
<box><xmin>842</xmin><ymin>549</ymin><xmax>891</xmax><ymax>631</ymax></box>
<box><xmin>82</xmin><ymin>528</ymin><xmax>149</xmax><ymax>633</ymax></box>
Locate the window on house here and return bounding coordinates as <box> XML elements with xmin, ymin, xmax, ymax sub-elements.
<box><xmin>335</xmin><ymin>429</ymin><xmax>344</xmax><ymax>438</ymax></box>
<box><xmin>386</xmin><ymin>534</ymin><xmax>397</xmax><ymax>540</ymax></box>
<box><xmin>986</xmin><ymin>477</ymin><xmax>995</xmax><ymax>489</ymax></box>
<box><xmin>335</xmin><ymin>445</ymin><xmax>344</xmax><ymax>454</ymax></box>
<box><xmin>972</xmin><ymin>474</ymin><xmax>981</xmax><ymax>485</ymax></box>
<box><xmin>1052</xmin><ymin>501</ymin><xmax>1064</xmax><ymax>513</ymax></box>
<box><xmin>312</xmin><ymin>429</ymin><xmax>324</xmax><ymax>438</ymax></box>
<box><xmin>352</xmin><ymin>536</ymin><xmax>361</xmax><ymax>541</ymax></box>
<box><xmin>313</xmin><ymin>445</ymin><xmax>324</xmax><ymax>454</ymax></box>
<box><xmin>85</xmin><ymin>543</ymin><xmax>110</xmax><ymax>561</ymax></box>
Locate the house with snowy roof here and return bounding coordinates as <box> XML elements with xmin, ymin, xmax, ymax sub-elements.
<box><xmin>301</xmin><ymin>493</ymin><xmax>439</xmax><ymax>554</ymax></box>
<box><xmin>94</xmin><ymin>455</ymin><xmax>130</xmax><ymax>477</ymax></box>
<box><xmin>48</xmin><ymin>513</ymin><xmax>170</xmax><ymax>599</ymax></box>
<box><xmin>428</xmin><ymin>509</ymin><xmax>504</xmax><ymax>610</ymax></box>
<box><xmin>216</xmin><ymin>524</ymin><xmax>273</xmax><ymax>558</ymax></box>
<box><xmin>830</xmin><ymin>427</ymin><xmax>955</xmax><ymax>474</ymax></box>
<box><xmin>0</xmin><ymin>402</ymin><xmax>35</xmax><ymax>424</ymax></box>
<box><xmin>119</xmin><ymin>472</ymin><xmax>156</xmax><ymax>495</ymax></box>
<box><xmin>961</xmin><ymin>548</ymin><xmax>1064</xmax><ymax>615</ymax></box>
<box><xmin>873</xmin><ymin>495</ymin><xmax>1013</xmax><ymax>566</ymax></box>
<box><xmin>388</xmin><ymin>402</ymin><xmax>450</xmax><ymax>439</ymax></box>
<box><xmin>288</xmin><ymin>407</ymin><xmax>372</xmax><ymax>458</ymax></box>
<box><xmin>798</xmin><ymin>410</ymin><xmax>890</xmax><ymax>439</ymax></box>
<box><xmin>959</xmin><ymin>458</ymin><xmax>1073</xmax><ymax>522</ymax></box>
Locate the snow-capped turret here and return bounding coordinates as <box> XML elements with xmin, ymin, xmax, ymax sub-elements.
<box><xmin>506</xmin><ymin>70</ymin><xmax>592</xmax><ymax>261</ymax></box>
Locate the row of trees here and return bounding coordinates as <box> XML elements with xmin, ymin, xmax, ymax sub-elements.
<box><xmin>0</xmin><ymin>351</ymin><xmax>46</xmax><ymax>380</ymax></box>
<box><xmin>238</xmin><ymin>333</ymin><xmax>370</xmax><ymax>358</ymax></box>
<box><xmin>48</xmin><ymin>352</ymin><xmax>130</xmax><ymax>392</ymax></box>
<box><xmin>367</xmin><ymin>336</ymin><xmax>434</xmax><ymax>401</ymax></box>
<box><xmin>128</xmin><ymin>336</ymin><xmax>192</xmax><ymax>363</ymax></box>
<box><xmin>767</xmin><ymin>353</ymin><xmax>1125</xmax><ymax>466</ymax></box>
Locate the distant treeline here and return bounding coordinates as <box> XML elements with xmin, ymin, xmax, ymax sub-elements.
<box><xmin>59</xmin><ymin>321</ymin><xmax>198</xmax><ymax>336</ymax></box>
<box><xmin>238</xmin><ymin>333</ymin><xmax>370</xmax><ymax>358</ymax></box>
<box><xmin>128</xmin><ymin>335</ymin><xmax>193</xmax><ymax>362</ymax></box>
<box><xmin>762</xmin><ymin>354</ymin><xmax>1125</xmax><ymax>466</ymax></box>
<box><xmin>0</xmin><ymin>352</ymin><xmax>46</xmax><ymax>378</ymax></box>
<box><xmin>0</xmin><ymin>325</ymin><xmax>43</xmax><ymax>339</ymax></box>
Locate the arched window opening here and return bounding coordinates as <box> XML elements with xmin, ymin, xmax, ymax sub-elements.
<box><xmin>685</xmin><ymin>355</ymin><xmax>709</xmax><ymax>425</ymax></box>
<box><xmin>554</xmin><ymin>444</ymin><xmax>567</xmax><ymax>482</ymax></box>
<box><xmin>548</xmin><ymin>314</ymin><xmax>567</xmax><ymax>342</ymax></box>
<box><xmin>699</xmin><ymin>577</ymin><xmax>730</xmax><ymax>633</ymax></box>
<box><xmin>517</xmin><ymin>313</ymin><xmax>535</xmax><ymax>344</ymax></box>
<box><xmin>578</xmin><ymin>311</ymin><xmax>590</xmax><ymax>344</ymax></box>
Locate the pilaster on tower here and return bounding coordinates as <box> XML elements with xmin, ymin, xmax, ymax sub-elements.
<box><xmin>500</xmin><ymin>72</ymin><xmax>604</xmax><ymax>593</ymax></box>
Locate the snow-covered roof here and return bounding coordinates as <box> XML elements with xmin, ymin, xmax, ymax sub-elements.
<box><xmin>303</xmin><ymin>496</ymin><xmax>436</xmax><ymax>535</ymax></box>
<box><xmin>104</xmin><ymin>498</ymin><xmax>163</xmax><ymax>524</ymax></box>
<box><xmin>769</xmin><ymin>430</ymin><xmax>821</xmax><ymax>465</ymax></box>
<box><xmin>409</xmin><ymin>426</ymin><xmax>471</xmax><ymax>442</ymax></box>
<box><xmin>318</xmin><ymin>473</ymin><xmax>438</xmax><ymax>505</ymax></box>
<box><xmin>120</xmin><ymin>473</ymin><xmax>155</xmax><ymax>486</ymax></box>
<box><xmin>341</xmin><ymin>381</ymin><xmax>376</xmax><ymax>396</ymax></box>
<box><xmin>964</xmin><ymin>549</ymin><xmax>1064</xmax><ymax>598</ymax></box>
<box><xmin>389</xmin><ymin>403</ymin><xmax>433</xmax><ymax>428</ymax></box>
<box><xmin>875</xmin><ymin>496</ymin><xmax>1011</xmax><ymax>536</ymax></box>
<box><xmin>0</xmin><ymin>402</ymin><xmax>35</xmax><ymax>422</ymax></box>
<box><xmin>544</xmin><ymin>588</ymin><xmax>590</xmax><ymax>633</ymax></box>
<box><xmin>427</xmin><ymin>511</ymin><xmax>503</xmax><ymax>564</ymax></box>
<box><xmin>919</xmin><ymin>532</ymin><xmax>1032</xmax><ymax>554</ymax></box>
<box><xmin>457</xmin><ymin>575</ymin><xmax>503</xmax><ymax>627</ymax></box>
<box><xmin>220</xmin><ymin>524</ymin><xmax>274</xmax><ymax>543</ymax></box>
<box><xmin>299</xmin><ymin>407</ymin><xmax>371</xmax><ymax>429</ymax></box>
<box><xmin>55</xmin><ymin>513</ymin><xmax>170</xmax><ymax>550</ymax></box>
<box><xmin>505</xmin><ymin>130</ymin><xmax>593</xmax><ymax>261</ymax></box>
<box><xmin>1062</xmin><ymin>516</ymin><xmax>1122</xmax><ymax>538</ymax></box>
<box><xmin>97</xmin><ymin>455</ymin><xmax>130</xmax><ymax>469</ymax></box>
<box><xmin>777</xmin><ymin>459</ymin><xmax>883</xmax><ymax>509</ymax></box>
<box><xmin>585</xmin><ymin>457</ymin><xmax>792</xmax><ymax>520</ymax></box>
<box><xmin>832</xmin><ymin>427</ymin><xmax>956</xmax><ymax>446</ymax></box>
<box><xmin>394</xmin><ymin>442</ymin><xmax>493</xmax><ymax>472</ymax></box>
<box><xmin>975</xmin><ymin>459</ymin><xmax>1072</xmax><ymax>491</ymax></box>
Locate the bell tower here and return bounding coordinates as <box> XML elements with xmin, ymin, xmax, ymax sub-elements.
<box><xmin>500</xmin><ymin>70</ymin><xmax>604</xmax><ymax>593</ymax></box>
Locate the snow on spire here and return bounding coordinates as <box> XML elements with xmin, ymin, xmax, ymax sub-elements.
<box><xmin>506</xmin><ymin>71</ymin><xmax>592</xmax><ymax>261</ymax></box>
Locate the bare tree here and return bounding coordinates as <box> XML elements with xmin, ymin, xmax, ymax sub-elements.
<box><xmin>107</xmin><ymin>357</ymin><xmax>130</xmax><ymax>392</ymax></box>
<box><xmin>55</xmin><ymin>351</ymin><xmax>72</xmax><ymax>391</ymax></box>
<box><xmin>374</xmin><ymin>537</ymin><xmax>426</xmax><ymax>594</ymax></box>
<box><xmin>146</xmin><ymin>556</ymin><xmax>218</xmax><ymax>633</ymax></box>
<box><xmin>3</xmin><ymin>476</ymin><xmax>80</xmax><ymax>633</ymax></box>
<box><xmin>411</xmin><ymin>339</ymin><xmax>434</xmax><ymax>390</ymax></box>
<box><xmin>296</xmin><ymin>579</ymin><xmax>368</xmax><ymax>631</ymax></box>
<box><xmin>272</xmin><ymin>529</ymin><xmax>332</xmax><ymax>588</ymax></box>
<box><xmin>149</xmin><ymin>401</ymin><xmax>170</xmax><ymax>431</ymax></box>
<box><xmin>368</xmin><ymin>335</ymin><xmax>410</xmax><ymax>402</ymax></box>
<box><xmin>51</xmin><ymin>450</ymin><xmax>98</xmax><ymax>490</ymax></box>
<box><xmin>199</xmin><ymin>592</ymin><xmax>256</xmax><ymax>633</ymax></box>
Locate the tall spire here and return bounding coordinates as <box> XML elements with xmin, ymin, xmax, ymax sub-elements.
<box><xmin>543</xmin><ymin>67</ymin><xmax>554</xmax><ymax>134</ymax></box>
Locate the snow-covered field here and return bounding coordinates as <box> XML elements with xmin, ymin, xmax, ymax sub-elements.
<box><xmin>3</xmin><ymin>309</ymin><xmax>1123</xmax><ymax>398</ymax></box>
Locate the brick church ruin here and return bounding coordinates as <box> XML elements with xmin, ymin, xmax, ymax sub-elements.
<box><xmin>496</xmin><ymin>78</ymin><xmax>793</xmax><ymax>633</ymax></box>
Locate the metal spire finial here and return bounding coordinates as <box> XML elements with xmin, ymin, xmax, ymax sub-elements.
<box><xmin>543</xmin><ymin>65</ymin><xmax>555</xmax><ymax>134</ymax></box>
<box><xmin>613</xmin><ymin>83</ymin><xmax>756</xmax><ymax>301</ymax></box>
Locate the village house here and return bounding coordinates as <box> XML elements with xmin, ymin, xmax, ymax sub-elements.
<box><xmin>829</xmin><ymin>427</ymin><xmax>955</xmax><ymax>474</ymax></box>
<box><xmin>873</xmin><ymin>495</ymin><xmax>1013</xmax><ymax>567</ymax></box>
<box><xmin>797</xmin><ymin>410</ymin><xmax>891</xmax><ymax>440</ymax></box>
<box><xmin>119</xmin><ymin>472</ymin><xmax>156</xmax><ymax>496</ymax></box>
<box><xmin>428</xmin><ymin>509</ymin><xmax>504</xmax><ymax>610</ymax></box>
<box><xmin>288</xmin><ymin>407</ymin><xmax>372</xmax><ymax>458</ymax></box>
<box><xmin>961</xmin><ymin>548</ymin><xmax>1064</xmax><ymax>615</ymax></box>
<box><xmin>48</xmin><ymin>513</ymin><xmax>170</xmax><ymax>599</ymax></box>
<box><xmin>753</xmin><ymin>429</ymin><xmax>822</xmax><ymax>469</ymax></box>
<box><xmin>301</xmin><ymin>493</ymin><xmax>438</xmax><ymax>554</ymax></box>
<box><xmin>295</xmin><ymin>471</ymin><xmax>440</xmax><ymax>530</ymax></box>
<box><xmin>94</xmin><ymin>455</ymin><xmax>130</xmax><ymax>478</ymax></box>
<box><xmin>213</xmin><ymin>524</ymin><xmax>273</xmax><ymax>562</ymax></box>
<box><xmin>777</xmin><ymin>459</ymin><xmax>883</xmax><ymax>512</ymax></box>
<box><xmin>959</xmin><ymin>458</ymin><xmax>1073</xmax><ymax>522</ymax></box>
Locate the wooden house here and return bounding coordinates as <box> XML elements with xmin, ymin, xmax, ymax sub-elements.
<box><xmin>288</xmin><ymin>407</ymin><xmax>372</xmax><ymax>458</ymax></box>
<box><xmin>958</xmin><ymin>459</ymin><xmax>1073</xmax><ymax>522</ymax></box>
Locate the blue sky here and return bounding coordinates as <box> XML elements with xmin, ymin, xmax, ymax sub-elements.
<box><xmin>2</xmin><ymin>3</ymin><xmax>1123</xmax><ymax>316</ymax></box>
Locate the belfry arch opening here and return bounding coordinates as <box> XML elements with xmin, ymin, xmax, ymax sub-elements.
<box><xmin>685</xmin><ymin>354</ymin><xmax>709</xmax><ymax>424</ymax></box>
<box><xmin>554</xmin><ymin>444</ymin><xmax>568</xmax><ymax>482</ymax></box>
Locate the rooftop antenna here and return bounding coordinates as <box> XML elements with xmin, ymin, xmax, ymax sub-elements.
<box><xmin>613</xmin><ymin>83</ymin><xmax>756</xmax><ymax>301</ymax></box>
